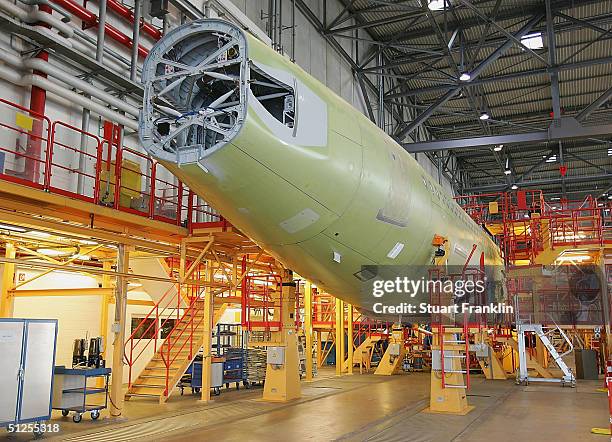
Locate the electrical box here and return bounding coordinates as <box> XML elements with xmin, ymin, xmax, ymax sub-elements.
<box><xmin>431</xmin><ymin>350</ymin><xmax>455</xmax><ymax>371</ymax></box>
<box><xmin>470</xmin><ymin>343</ymin><xmax>489</xmax><ymax>358</ymax></box>
<box><xmin>388</xmin><ymin>343</ymin><xmax>400</xmax><ymax>356</ymax></box>
<box><xmin>267</xmin><ymin>347</ymin><xmax>285</xmax><ymax>365</ymax></box>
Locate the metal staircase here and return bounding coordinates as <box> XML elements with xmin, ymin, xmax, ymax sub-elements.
<box><xmin>124</xmin><ymin>284</ymin><xmax>227</xmax><ymax>403</ymax></box>
<box><xmin>517</xmin><ymin>323</ymin><xmax>575</xmax><ymax>386</ymax></box>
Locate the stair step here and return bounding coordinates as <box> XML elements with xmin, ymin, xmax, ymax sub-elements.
<box><xmin>140</xmin><ymin>374</ymin><xmax>167</xmax><ymax>379</ymax></box>
<box><xmin>125</xmin><ymin>393</ymin><xmax>161</xmax><ymax>398</ymax></box>
<box><xmin>133</xmin><ymin>383</ymin><xmax>166</xmax><ymax>388</ymax></box>
<box><xmin>444</xmin><ymin>384</ymin><xmax>467</xmax><ymax>389</ymax></box>
<box><xmin>144</xmin><ymin>366</ymin><xmax>180</xmax><ymax>371</ymax></box>
<box><xmin>445</xmin><ymin>370</ymin><xmax>467</xmax><ymax>374</ymax></box>
<box><xmin>444</xmin><ymin>341</ymin><xmax>466</xmax><ymax>344</ymax></box>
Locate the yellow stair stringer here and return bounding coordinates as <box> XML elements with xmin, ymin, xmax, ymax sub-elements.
<box><xmin>342</xmin><ymin>336</ymin><xmax>380</xmax><ymax>372</ymax></box>
<box><xmin>125</xmin><ymin>303</ymin><xmax>228</xmax><ymax>403</ymax></box>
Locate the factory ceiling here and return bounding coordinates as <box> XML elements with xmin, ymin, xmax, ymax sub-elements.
<box><xmin>295</xmin><ymin>0</ymin><xmax>612</xmax><ymax>200</ymax></box>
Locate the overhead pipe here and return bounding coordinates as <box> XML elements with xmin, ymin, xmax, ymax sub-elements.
<box><xmin>0</xmin><ymin>0</ymin><xmax>73</xmax><ymax>37</ymax></box>
<box><xmin>0</xmin><ymin>51</ymin><xmax>139</xmax><ymax>116</ymax></box>
<box><xmin>48</xmin><ymin>0</ymin><xmax>148</xmax><ymax>58</ymax></box>
<box><xmin>0</xmin><ymin>64</ymin><xmax>138</xmax><ymax>129</ymax></box>
<box><xmin>16</xmin><ymin>0</ymin><xmax>72</xmax><ymax>22</ymax></box>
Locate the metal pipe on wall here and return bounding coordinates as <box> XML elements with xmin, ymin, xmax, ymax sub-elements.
<box><xmin>0</xmin><ymin>51</ymin><xmax>139</xmax><ymax>115</ymax></box>
<box><xmin>96</xmin><ymin>0</ymin><xmax>107</xmax><ymax>62</ymax></box>
<box><xmin>130</xmin><ymin>0</ymin><xmax>141</xmax><ymax>81</ymax></box>
<box><xmin>76</xmin><ymin>103</ymin><xmax>91</xmax><ymax>194</ymax></box>
<box><xmin>0</xmin><ymin>0</ymin><xmax>73</xmax><ymax>37</ymax></box>
<box><xmin>0</xmin><ymin>64</ymin><xmax>138</xmax><ymax>129</ymax></box>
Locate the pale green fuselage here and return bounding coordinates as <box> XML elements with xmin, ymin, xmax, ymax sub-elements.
<box><xmin>157</xmin><ymin>28</ymin><xmax>503</xmax><ymax>309</ymax></box>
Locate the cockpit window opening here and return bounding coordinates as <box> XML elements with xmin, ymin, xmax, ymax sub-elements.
<box><xmin>249</xmin><ymin>64</ymin><xmax>295</xmax><ymax>129</ymax></box>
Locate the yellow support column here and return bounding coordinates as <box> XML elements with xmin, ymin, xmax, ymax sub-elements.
<box><xmin>316</xmin><ymin>330</ymin><xmax>322</xmax><ymax>367</ymax></box>
<box><xmin>262</xmin><ymin>269</ymin><xmax>301</xmax><ymax>402</ymax></box>
<box><xmin>335</xmin><ymin>298</ymin><xmax>343</xmax><ymax>375</ymax></box>
<box><xmin>98</xmin><ymin>261</ymin><xmax>112</xmax><ymax>388</ymax></box>
<box><xmin>201</xmin><ymin>260</ymin><xmax>214</xmax><ymax>403</ymax></box>
<box><xmin>304</xmin><ymin>281</ymin><xmax>313</xmax><ymax>381</ymax></box>
<box><xmin>110</xmin><ymin>245</ymin><xmax>130</xmax><ymax>417</ymax></box>
<box><xmin>347</xmin><ymin>304</ymin><xmax>354</xmax><ymax>375</ymax></box>
<box><xmin>0</xmin><ymin>243</ymin><xmax>16</xmax><ymax>317</ymax></box>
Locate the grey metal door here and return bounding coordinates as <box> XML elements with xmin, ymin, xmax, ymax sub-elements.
<box><xmin>0</xmin><ymin>321</ymin><xmax>25</xmax><ymax>424</ymax></box>
<box><xmin>20</xmin><ymin>321</ymin><xmax>57</xmax><ymax>421</ymax></box>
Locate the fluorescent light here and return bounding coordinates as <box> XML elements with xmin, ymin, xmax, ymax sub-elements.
<box><xmin>551</xmin><ymin>197</ymin><xmax>560</xmax><ymax>201</ymax></box>
<box><xmin>0</xmin><ymin>223</ymin><xmax>27</xmax><ymax>232</ymax></box>
<box><xmin>493</xmin><ymin>145</ymin><xmax>503</xmax><ymax>152</ymax></box>
<box><xmin>511</xmin><ymin>184</ymin><xmax>518</xmax><ymax>190</ymax></box>
<box><xmin>556</xmin><ymin>255</ymin><xmax>591</xmax><ymax>262</ymax></box>
<box><xmin>128</xmin><ymin>281</ymin><xmax>143</xmax><ymax>288</ymax></box>
<box><xmin>504</xmin><ymin>170</ymin><xmax>512</xmax><ymax>175</ymax></box>
<box><xmin>479</xmin><ymin>112</ymin><xmax>490</xmax><ymax>120</ymax></box>
<box><xmin>37</xmin><ymin>248</ymin><xmax>70</xmax><ymax>257</ymax></box>
<box><xmin>28</xmin><ymin>230</ymin><xmax>52</xmax><ymax>238</ymax></box>
<box><xmin>74</xmin><ymin>254</ymin><xmax>91</xmax><ymax>261</ymax></box>
<box><xmin>459</xmin><ymin>72</ymin><xmax>471</xmax><ymax>81</ymax></box>
<box><xmin>78</xmin><ymin>239</ymin><xmax>98</xmax><ymax>245</ymax></box>
<box><xmin>428</xmin><ymin>0</ymin><xmax>445</xmax><ymax>10</ymax></box>
<box><xmin>608</xmin><ymin>195</ymin><xmax>612</xmax><ymax>200</ymax></box>
<box><xmin>521</xmin><ymin>32</ymin><xmax>544</xmax><ymax>50</ymax></box>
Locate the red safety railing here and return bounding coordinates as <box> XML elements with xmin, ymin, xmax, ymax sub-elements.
<box><xmin>48</xmin><ymin>120</ymin><xmax>102</xmax><ymax>203</ymax></box>
<box><xmin>187</xmin><ymin>189</ymin><xmax>227</xmax><ymax>231</ymax></box>
<box><xmin>455</xmin><ymin>191</ymin><xmax>611</xmax><ymax>265</ymax></box>
<box><xmin>0</xmin><ymin>97</ymin><xmax>228</xmax><ymax>231</ymax></box>
<box><xmin>125</xmin><ymin>258</ymin><xmax>210</xmax><ymax>396</ymax></box>
<box><xmin>241</xmin><ymin>272</ymin><xmax>283</xmax><ymax>332</ymax></box>
<box><xmin>0</xmin><ymin>98</ymin><xmax>51</xmax><ymax>189</ymax></box>
<box><xmin>125</xmin><ymin>282</ymin><xmax>184</xmax><ymax>387</ymax></box>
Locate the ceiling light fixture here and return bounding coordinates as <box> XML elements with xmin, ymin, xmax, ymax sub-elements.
<box><xmin>0</xmin><ymin>223</ymin><xmax>27</xmax><ymax>232</ymax></box>
<box><xmin>504</xmin><ymin>169</ymin><xmax>512</xmax><ymax>175</ymax></box>
<box><xmin>37</xmin><ymin>248</ymin><xmax>71</xmax><ymax>257</ymax></box>
<box><xmin>479</xmin><ymin>112</ymin><xmax>490</xmax><ymax>120</ymax></box>
<box><xmin>521</xmin><ymin>32</ymin><xmax>544</xmax><ymax>50</ymax></box>
<box><xmin>428</xmin><ymin>0</ymin><xmax>446</xmax><ymax>11</ymax></box>
<box><xmin>511</xmin><ymin>184</ymin><xmax>518</xmax><ymax>190</ymax></box>
<box><xmin>493</xmin><ymin>144</ymin><xmax>503</xmax><ymax>151</ymax></box>
<box><xmin>459</xmin><ymin>72</ymin><xmax>471</xmax><ymax>81</ymax></box>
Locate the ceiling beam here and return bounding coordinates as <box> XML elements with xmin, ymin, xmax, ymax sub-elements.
<box><xmin>462</xmin><ymin>173</ymin><xmax>612</xmax><ymax>193</ymax></box>
<box><xmin>403</xmin><ymin>118</ymin><xmax>612</xmax><ymax>152</ymax></box>
<box><xmin>385</xmin><ymin>55</ymin><xmax>612</xmax><ymax>99</ymax></box>
<box><xmin>394</xmin><ymin>13</ymin><xmax>543</xmax><ymax>139</ymax></box>
<box><xmin>575</xmin><ymin>85</ymin><xmax>612</xmax><ymax>122</ymax></box>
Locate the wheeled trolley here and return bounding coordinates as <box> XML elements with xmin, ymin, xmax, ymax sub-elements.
<box><xmin>52</xmin><ymin>366</ymin><xmax>111</xmax><ymax>423</ymax></box>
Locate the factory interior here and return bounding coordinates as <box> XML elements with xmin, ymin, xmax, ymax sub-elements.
<box><xmin>0</xmin><ymin>0</ymin><xmax>611</xmax><ymax>441</ymax></box>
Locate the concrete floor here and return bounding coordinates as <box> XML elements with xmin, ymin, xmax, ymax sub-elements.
<box><xmin>2</xmin><ymin>368</ymin><xmax>608</xmax><ymax>442</ymax></box>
